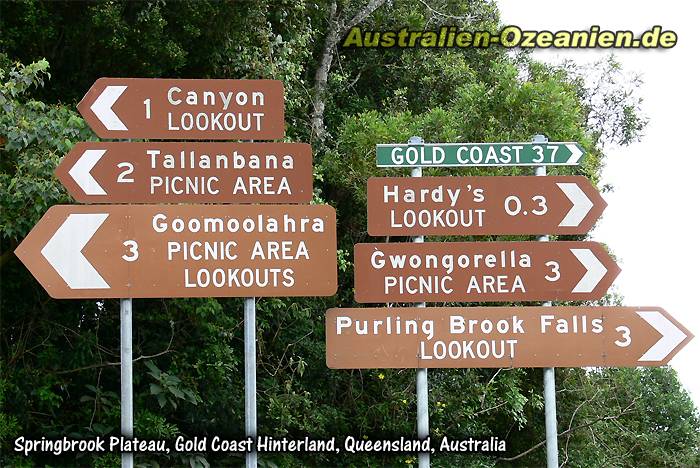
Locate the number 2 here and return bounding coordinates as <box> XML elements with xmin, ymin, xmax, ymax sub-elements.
<box><xmin>117</xmin><ymin>162</ymin><xmax>134</xmax><ymax>183</ymax></box>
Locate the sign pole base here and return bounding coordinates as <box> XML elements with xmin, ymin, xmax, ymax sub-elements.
<box><xmin>245</xmin><ymin>297</ymin><xmax>257</xmax><ymax>468</ymax></box>
<box><xmin>416</xmin><ymin>318</ymin><xmax>429</xmax><ymax>468</ymax></box>
<box><xmin>543</xmin><ymin>365</ymin><xmax>558</xmax><ymax>467</ymax></box>
<box><xmin>120</xmin><ymin>298</ymin><xmax>133</xmax><ymax>468</ymax></box>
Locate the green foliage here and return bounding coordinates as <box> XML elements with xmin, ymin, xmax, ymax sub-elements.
<box><xmin>145</xmin><ymin>360</ymin><xmax>200</xmax><ymax>410</ymax></box>
<box><xmin>541</xmin><ymin>367</ymin><xmax>700</xmax><ymax>467</ymax></box>
<box><xmin>0</xmin><ymin>1</ymin><xmax>696</xmax><ymax>467</ymax></box>
<box><xmin>0</xmin><ymin>55</ymin><xmax>92</xmax><ymax>246</ymax></box>
<box><xmin>0</xmin><ymin>367</ymin><xmax>20</xmax><ymax>443</ymax></box>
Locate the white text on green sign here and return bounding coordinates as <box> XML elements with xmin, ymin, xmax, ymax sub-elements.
<box><xmin>376</xmin><ymin>142</ymin><xmax>585</xmax><ymax>167</ymax></box>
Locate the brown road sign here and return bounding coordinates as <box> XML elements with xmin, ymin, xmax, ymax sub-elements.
<box><xmin>77</xmin><ymin>78</ymin><xmax>285</xmax><ymax>140</ymax></box>
<box><xmin>354</xmin><ymin>241</ymin><xmax>620</xmax><ymax>303</ymax></box>
<box><xmin>56</xmin><ymin>142</ymin><xmax>312</xmax><ymax>204</ymax></box>
<box><xmin>15</xmin><ymin>204</ymin><xmax>337</xmax><ymax>299</ymax></box>
<box><xmin>367</xmin><ymin>176</ymin><xmax>606</xmax><ymax>236</ymax></box>
<box><xmin>326</xmin><ymin>307</ymin><xmax>693</xmax><ymax>368</ymax></box>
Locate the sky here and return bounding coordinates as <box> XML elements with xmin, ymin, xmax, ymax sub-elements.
<box><xmin>497</xmin><ymin>1</ymin><xmax>700</xmax><ymax>402</ymax></box>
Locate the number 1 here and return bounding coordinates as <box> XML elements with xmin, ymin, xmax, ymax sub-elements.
<box><xmin>144</xmin><ymin>99</ymin><xmax>151</xmax><ymax>119</ymax></box>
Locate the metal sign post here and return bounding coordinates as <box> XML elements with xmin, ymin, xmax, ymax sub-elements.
<box><xmin>121</xmin><ymin>137</ymin><xmax>134</xmax><ymax>468</ymax></box>
<box><xmin>245</xmin><ymin>297</ymin><xmax>257</xmax><ymax>467</ymax></box>
<box><xmin>245</xmin><ymin>133</ymin><xmax>257</xmax><ymax>468</ymax></box>
<box><xmin>120</xmin><ymin>298</ymin><xmax>133</xmax><ymax>468</ymax></box>
<box><xmin>409</xmin><ymin>137</ymin><xmax>430</xmax><ymax>468</ymax></box>
<box><xmin>14</xmin><ymin>78</ymin><xmax>337</xmax><ymax>468</ymax></box>
<box><xmin>534</xmin><ymin>134</ymin><xmax>558</xmax><ymax>468</ymax></box>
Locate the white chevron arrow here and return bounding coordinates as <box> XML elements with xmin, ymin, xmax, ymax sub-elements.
<box><xmin>570</xmin><ymin>248</ymin><xmax>607</xmax><ymax>293</ymax></box>
<box><xmin>40</xmin><ymin>213</ymin><xmax>110</xmax><ymax>289</ymax></box>
<box><xmin>565</xmin><ymin>143</ymin><xmax>584</xmax><ymax>164</ymax></box>
<box><xmin>637</xmin><ymin>310</ymin><xmax>688</xmax><ymax>362</ymax></box>
<box><xmin>557</xmin><ymin>182</ymin><xmax>594</xmax><ymax>227</ymax></box>
<box><xmin>90</xmin><ymin>85</ymin><xmax>128</xmax><ymax>131</ymax></box>
<box><xmin>68</xmin><ymin>149</ymin><xmax>107</xmax><ymax>195</ymax></box>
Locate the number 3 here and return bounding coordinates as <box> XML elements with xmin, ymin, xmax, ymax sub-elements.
<box><xmin>531</xmin><ymin>195</ymin><xmax>548</xmax><ymax>215</ymax></box>
<box><xmin>544</xmin><ymin>261</ymin><xmax>560</xmax><ymax>282</ymax></box>
<box><xmin>532</xmin><ymin>145</ymin><xmax>545</xmax><ymax>163</ymax></box>
<box><xmin>615</xmin><ymin>326</ymin><xmax>631</xmax><ymax>347</ymax></box>
<box><xmin>122</xmin><ymin>240</ymin><xmax>139</xmax><ymax>262</ymax></box>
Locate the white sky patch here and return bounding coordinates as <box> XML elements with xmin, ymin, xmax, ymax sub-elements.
<box><xmin>497</xmin><ymin>0</ymin><xmax>700</xmax><ymax>403</ymax></box>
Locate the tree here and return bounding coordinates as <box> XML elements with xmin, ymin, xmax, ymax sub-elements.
<box><xmin>1</xmin><ymin>1</ymin><xmax>697</xmax><ymax>466</ymax></box>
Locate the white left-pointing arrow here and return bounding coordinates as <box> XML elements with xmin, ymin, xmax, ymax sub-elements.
<box><xmin>557</xmin><ymin>182</ymin><xmax>594</xmax><ymax>227</ymax></box>
<box><xmin>41</xmin><ymin>213</ymin><xmax>110</xmax><ymax>289</ymax></box>
<box><xmin>90</xmin><ymin>85</ymin><xmax>128</xmax><ymax>131</ymax></box>
<box><xmin>68</xmin><ymin>149</ymin><xmax>107</xmax><ymax>195</ymax></box>
<box><xmin>637</xmin><ymin>310</ymin><xmax>688</xmax><ymax>361</ymax></box>
<box><xmin>570</xmin><ymin>248</ymin><xmax>607</xmax><ymax>293</ymax></box>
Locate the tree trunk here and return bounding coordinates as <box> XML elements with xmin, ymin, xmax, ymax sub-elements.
<box><xmin>310</xmin><ymin>1</ymin><xmax>341</xmax><ymax>146</ymax></box>
<box><xmin>310</xmin><ymin>0</ymin><xmax>388</xmax><ymax>146</ymax></box>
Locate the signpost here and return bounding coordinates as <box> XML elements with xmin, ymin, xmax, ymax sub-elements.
<box><xmin>366</xmin><ymin>176</ymin><xmax>606</xmax><ymax>236</ymax></box>
<box><xmin>533</xmin><ymin>139</ymin><xmax>558</xmax><ymax>468</ymax></box>
<box><xmin>77</xmin><ymin>78</ymin><xmax>285</xmax><ymax>140</ymax></box>
<box><xmin>405</xmin><ymin>137</ymin><xmax>430</xmax><ymax>468</ymax></box>
<box><xmin>369</xmin><ymin>134</ymin><xmax>598</xmax><ymax>468</ymax></box>
<box><xmin>354</xmin><ymin>241</ymin><xmax>619</xmax><ymax>303</ymax></box>
<box><xmin>14</xmin><ymin>66</ymin><xmax>694</xmax><ymax>468</ymax></box>
<box><xmin>18</xmin><ymin>76</ymin><xmax>332</xmax><ymax>468</ymax></box>
<box><xmin>376</xmin><ymin>142</ymin><xmax>585</xmax><ymax>167</ymax></box>
<box><xmin>56</xmin><ymin>142</ymin><xmax>313</xmax><ymax>204</ymax></box>
<box><xmin>326</xmin><ymin>307</ymin><xmax>693</xmax><ymax>368</ymax></box>
<box><xmin>14</xmin><ymin>204</ymin><xmax>337</xmax><ymax>299</ymax></box>
<box><xmin>120</xmin><ymin>297</ymin><xmax>133</xmax><ymax>468</ymax></box>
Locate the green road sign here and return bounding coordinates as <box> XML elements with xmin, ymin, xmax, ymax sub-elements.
<box><xmin>376</xmin><ymin>142</ymin><xmax>585</xmax><ymax>167</ymax></box>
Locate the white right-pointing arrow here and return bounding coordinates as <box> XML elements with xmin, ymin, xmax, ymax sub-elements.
<box><xmin>565</xmin><ymin>143</ymin><xmax>584</xmax><ymax>164</ymax></box>
<box><xmin>68</xmin><ymin>149</ymin><xmax>107</xmax><ymax>195</ymax></box>
<box><xmin>557</xmin><ymin>182</ymin><xmax>594</xmax><ymax>227</ymax></box>
<box><xmin>637</xmin><ymin>310</ymin><xmax>687</xmax><ymax>362</ymax></box>
<box><xmin>90</xmin><ymin>85</ymin><xmax>127</xmax><ymax>131</ymax></box>
<box><xmin>40</xmin><ymin>213</ymin><xmax>110</xmax><ymax>289</ymax></box>
<box><xmin>570</xmin><ymin>248</ymin><xmax>607</xmax><ymax>293</ymax></box>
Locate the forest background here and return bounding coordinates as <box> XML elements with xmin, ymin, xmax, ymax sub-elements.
<box><xmin>1</xmin><ymin>1</ymin><xmax>698</xmax><ymax>466</ymax></box>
